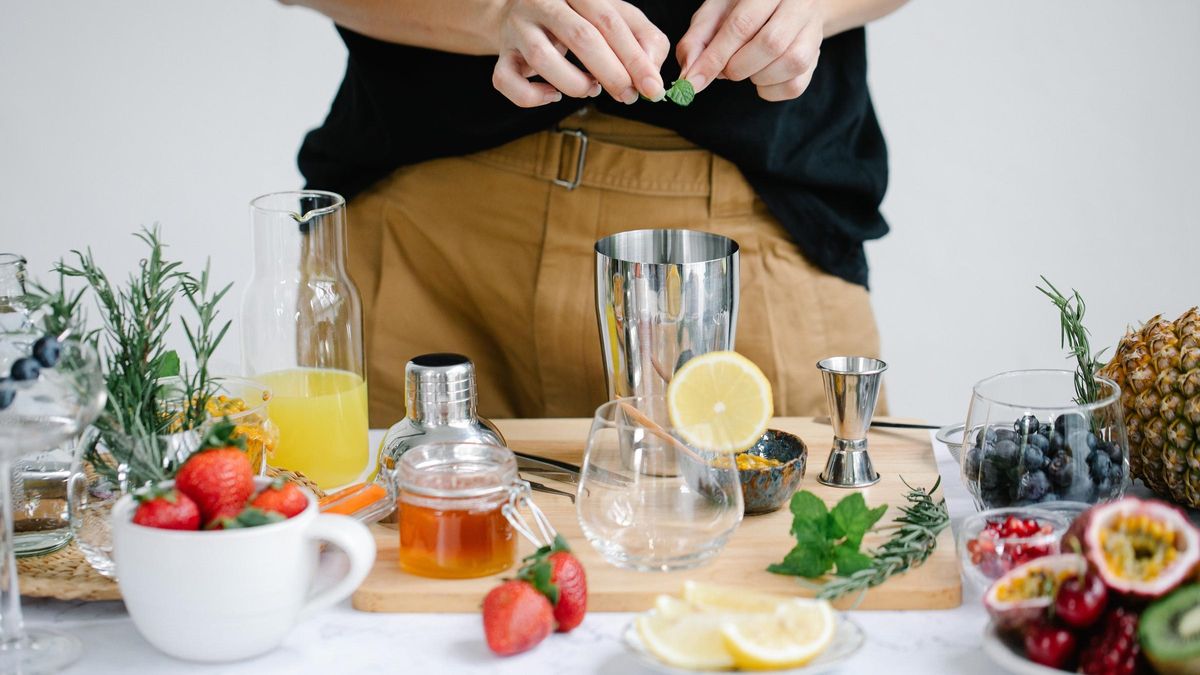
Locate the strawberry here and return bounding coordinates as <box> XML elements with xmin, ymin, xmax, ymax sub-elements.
<box><xmin>482</xmin><ymin>580</ymin><xmax>554</xmax><ymax>656</ymax></box>
<box><xmin>175</xmin><ymin>421</ymin><xmax>254</xmax><ymax>527</ymax></box>
<box><xmin>251</xmin><ymin>477</ymin><xmax>308</xmax><ymax>519</ymax></box>
<box><xmin>132</xmin><ymin>486</ymin><xmax>201</xmax><ymax>530</ymax></box>
<box><xmin>518</xmin><ymin>535</ymin><xmax>588</xmax><ymax>632</ymax></box>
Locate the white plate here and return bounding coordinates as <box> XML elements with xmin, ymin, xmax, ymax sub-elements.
<box><xmin>981</xmin><ymin>622</ymin><xmax>1067</xmax><ymax>674</ymax></box>
<box><xmin>621</xmin><ymin>614</ymin><xmax>864</xmax><ymax>674</ymax></box>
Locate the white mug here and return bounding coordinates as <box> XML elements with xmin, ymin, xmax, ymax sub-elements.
<box><xmin>112</xmin><ymin>477</ymin><xmax>376</xmax><ymax>662</ymax></box>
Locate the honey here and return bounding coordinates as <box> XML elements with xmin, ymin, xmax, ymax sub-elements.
<box><xmin>395</xmin><ymin>443</ymin><xmax>520</xmax><ymax>579</ymax></box>
<box><xmin>398</xmin><ymin>498</ymin><xmax>514</xmax><ymax>578</ymax></box>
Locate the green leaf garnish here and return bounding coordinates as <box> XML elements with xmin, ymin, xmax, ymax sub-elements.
<box><xmin>663</xmin><ymin>79</ymin><xmax>695</xmax><ymax>106</ymax></box>
<box><xmin>769</xmin><ymin>490</ymin><xmax>887</xmax><ymax>579</ymax></box>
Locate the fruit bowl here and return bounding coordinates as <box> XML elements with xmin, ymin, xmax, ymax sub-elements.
<box><xmin>960</xmin><ymin>370</ymin><xmax>1129</xmax><ymax>510</ymax></box>
<box><xmin>956</xmin><ymin>507</ymin><xmax>1071</xmax><ymax>594</ymax></box>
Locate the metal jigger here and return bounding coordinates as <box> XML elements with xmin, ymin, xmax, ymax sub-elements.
<box><xmin>816</xmin><ymin>356</ymin><xmax>888</xmax><ymax>488</ymax></box>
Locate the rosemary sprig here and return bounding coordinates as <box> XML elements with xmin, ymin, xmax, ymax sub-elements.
<box><xmin>55</xmin><ymin>227</ymin><xmax>230</xmax><ymax>486</ymax></box>
<box><xmin>1036</xmin><ymin>276</ymin><xmax>1107</xmax><ymax>405</ymax></box>
<box><xmin>815</xmin><ymin>478</ymin><xmax>949</xmax><ymax>602</ymax></box>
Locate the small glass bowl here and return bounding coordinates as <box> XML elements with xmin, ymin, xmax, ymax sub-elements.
<box><xmin>957</xmin><ymin>506</ymin><xmax>1071</xmax><ymax>595</ymax></box>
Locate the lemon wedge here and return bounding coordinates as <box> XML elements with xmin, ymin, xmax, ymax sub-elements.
<box><xmin>636</xmin><ymin>611</ymin><xmax>736</xmax><ymax>670</ymax></box>
<box><xmin>720</xmin><ymin>599</ymin><xmax>835</xmax><ymax>671</ymax></box>
<box><xmin>682</xmin><ymin>580</ymin><xmax>796</xmax><ymax>614</ymax></box>
<box><xmin>654</xmin><ymin>594</ymin><xmax>694</xmax><ymax>618</ymax></box>
<box><xmin>667</xmin><ymin>351</ymin><xmax>773</xmax><ymax>454</ymax></box>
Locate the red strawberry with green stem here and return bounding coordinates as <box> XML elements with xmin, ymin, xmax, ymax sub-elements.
<box><xmin>482</xmin><ymin>580</ymin><xmax>554</xmax><ymax>656</ymax></box>
<box><xmin>132</xmin><ymin>486</ymin><xmax>201</xmax><ymax>530</ymax></box>
<box><xmin>518</xmin><ymin>535</ymin><xmax>588</xmax><ymax>632</ymax></box>
<box><xmin>174</xmin><ymin>420</ymin><xmax>254</xmax><ymax>528</ymax></box>
<box><xmin>251</xmin><ymin>477</ymin><xmax>308</xmax><ymax>519</ymax></box>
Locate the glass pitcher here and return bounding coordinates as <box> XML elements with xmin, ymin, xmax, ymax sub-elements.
<box><xmin>242</xmin><ymin>191</ymin><xmax>369</xmax><ymax>490</ymax></box>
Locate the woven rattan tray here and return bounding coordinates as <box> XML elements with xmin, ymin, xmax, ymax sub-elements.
<box><xmin>18</xmin><ymin>467</ymin><xmax>324</xmax><ymax>601</ymax></box>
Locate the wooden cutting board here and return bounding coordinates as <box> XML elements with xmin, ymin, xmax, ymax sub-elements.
<box><xmin>352</xmin><ymin>417</ymin><xmax>962</xmax><ymax>612</ymax></box>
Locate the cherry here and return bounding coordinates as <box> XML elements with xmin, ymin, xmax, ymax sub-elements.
<box><xmin>1025</xmin><ymin>622</ymin><xmax>1078</xmax><ymax>670</ymax></box>
<box><xmin>1055</xmin><ymin>572</ymin><xmax>1108</xmax><ymax>630</ymax></box>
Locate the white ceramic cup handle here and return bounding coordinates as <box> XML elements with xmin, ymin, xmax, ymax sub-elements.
<box><xmin>299</xmin><ymin>514</ymin><xmax>376</xmax><ymax>620</ymax></box>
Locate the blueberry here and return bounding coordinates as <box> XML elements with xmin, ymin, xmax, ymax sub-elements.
<box><xmin>982</xmin><ymin>461</ymin><xmax>1003</xmax><ymax>489</ymax></box>
<box><xmin>0</xmin><ymin>379</ymin><xmax>14</xmax><ymax>410</ymax></box>
<box><xmin>1086</xmin><ymin>432</ymin><xmax>1098</xmax><ymax>450</ymax></box>
<box><xmin>1021</xmin><ymin>444</ymin><xmax>1046</xmax><ymax>472</ymax></box>
<box><xmin>984</xmin><ymin>427</ymin><xmax>999</xmax><ymax>445</ymax></box>
<box><xmin>1094</xmin><ymin>477</ymin><xmax>1113</xmax><ymax>498</ymax></box>
<box><xmin>1065</xmin><ymin>430</ymin><xmax>1090</xmax><ymax>455</ymax></box>
<box><xmin>32</xmin><ymin>335</ymin><xmax>61</xmax><ymax>368</ymax></box>
<box><xmin>982</xmin><ymin>486</ymin><xmax>1008</xmax><ymax>507</ymax></box>
<box><xmin>992</xmin><ymin>439</ymin><xmax>1020</xmax><ymax>466</ymax></box>
<box><xmin>1104</xmin><ymin>441</ymin><xmax>1124</xmax><ymax>463</ymax></box>
<box><xmin>1029</xmin><ymin>433</ymin><xmax>1051</xmax><ymax>452</ymax></box>
<box><xmin>965</xmin><ymin>446</ymin><xmax>982</xmax><ymax>477</ymax></box>
<box><xmin>1015</xmin><ymin>414</ymin><xmax>1040</xmax><ymax>436</ymax></box>
<box><xmin>1055</xmin><ymin>412</ymin><xmax>1087</xmax><ymax>436</ymax></box>
<box><xmin>994</xmin><ymin>428</ymin><xmax>1018</xmax><ymax>443</ymax></box>
<box><xmin>10</xmin><ymin>357</ymin><xmax>40</xmax><ymax>382</ymax></box>
<box><xmin>1108</xmin><ymin>460</ymin><xmax>1126</xmax><ymax>484</ymax></box>
<box><xmin>1049</xmin><ymin>432</ymin><xmax>1066</xmax><ymax>453</ymax></box>
<box><xmin>1017</xmin><ymin>470</ymin><xmax>1051</xmax><ymax>502</ymax></box>
<box><xmin>1089</xmin><ymin>451</ymin><xmax>1112</xmax><ymax>480</ymax></box>
<box><xmin>1039</xmin><ymin>423</ymin><xmax>1053</xmax><ymax>436</ymax></box>
<box><xmin>1047</xmin><ymin>454</ymin><xmax>1074</xmax><ymax>488</ymax></box>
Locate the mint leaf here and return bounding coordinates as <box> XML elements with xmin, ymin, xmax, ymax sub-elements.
<box><xmin>789</xmin><ymin>491</ymin><xmax>829</xmax><ymax>538</ymax></box>
<box><xmin>832</xmin><ymin>542</ymin><xmax>873</xmax><ymax>577</ymax></box>
<box><xmin>830</xmin><ymin>493</ymin><xmax>888</xmax><ymax>548</ymax></box>
<box><xmin>664</xmin><ymin>79</ymin><xmax>695</xmax><ymax>106</ymax></box>
<box><xmin>768</xmin><ymin>518</ymin><xmax>831</xmax><ymax>578</ymax></box>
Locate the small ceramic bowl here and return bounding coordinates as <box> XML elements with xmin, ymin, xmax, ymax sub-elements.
<box><xmin>738</xmin><ymin>429</ymin><xmax>808</xmax><ymax>515</ymax></box>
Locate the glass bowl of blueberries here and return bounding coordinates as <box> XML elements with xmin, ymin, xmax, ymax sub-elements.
<box><xmin>961</xmin><ymin>369</ymin><xmax>1128</xmax><ymax>510</ymax></box>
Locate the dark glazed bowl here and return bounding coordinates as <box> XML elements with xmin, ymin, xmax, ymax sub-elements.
<box><xmin>740</xmin><ymin>429</ymin><xmax>808</xmax><ymax>515</ymax></box>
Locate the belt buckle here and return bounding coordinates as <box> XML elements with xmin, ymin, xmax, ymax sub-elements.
<box><xmin>553</xmin><ymin>128</ymin><xmax>588</xmax><ymax>191</ymax></box>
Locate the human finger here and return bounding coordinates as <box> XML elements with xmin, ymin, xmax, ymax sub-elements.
<box><xmin>748</xmin><ymin>19</ymin><xmax>821</xmax><ymax>86</ymax></box>
<box><xmin>675</xmin><ymin>0</ymin><xmax>729</xmax><ymax>76</ymax></box>
<box><xmin>723</xmin><ymin>0</ymin><xmax>811</xmax><ymax>81</ymax></box>
<box><xmin>515</xmin><ymin>24</ymin><xmax>597</xmax><ymax>98</ymax></box>
<box><xmin>682</xmin><ymin>0</ymin><xmax>777</xmax><ymax>92</ymax></box>
<box><xmin>575</xmin><ymin>0</ymin><xmax>666</xmax><ymax>99</ymax></box>
<box><xmin>754</xmin><ymin>60</ymin><xmax>816</xmax><ymax>101</ymax></box>
<box><xmin>493</xmin><ymin>50</ymin><xmax>564</xmax><ymax>107</ymax></box>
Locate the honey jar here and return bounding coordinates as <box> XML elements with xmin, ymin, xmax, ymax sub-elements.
<box><xmin>396</xmin><ymin>443</ymin><xmax>524</xmax><ymax>579</ymax></box>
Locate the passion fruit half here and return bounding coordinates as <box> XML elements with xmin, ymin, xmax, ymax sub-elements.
<box><xmin>1065</xmin><ymin>497</ymin><xmax>1200</xmax><ymax>600</ymax></box>
<box><xmin>984</xmin><ymin>553</ymin><xmax>1087</xmax><ymax>631</ymax></box>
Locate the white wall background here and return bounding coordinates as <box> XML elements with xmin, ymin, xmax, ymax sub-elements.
<box><xmin>2</xmin><ymin>1</ymin><xmax>1197</xmax><ymax>424</ymax></box>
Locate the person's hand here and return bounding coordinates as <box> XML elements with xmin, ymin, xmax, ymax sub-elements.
<box><xmin>492</xmin><ymin>0</ymin><xmax>670</xmax><ymax>108</ymax></box>
<box><xmin>676</xmin><ymin>0</ymin><xmax>825</xmax><ymax>102</ymax></box>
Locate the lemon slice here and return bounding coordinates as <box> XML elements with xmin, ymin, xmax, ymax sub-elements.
<box><xmin>682</xmin><ymin>580</ymin><xmax>796</xmax><ymax>614</ymax></box>
<box><xmin>667</xmin><ymin>351</ymin><xmax>773</xmax><ymax>453</ymax></box>
<box><xmin>720</xmin><ymin>599</ymin><xmax>835</xmax><ymax>671</ymax></box>
<box><xmin>636</xmin><ymin>611</ymin><xmax>736</xmax><ymax>670</ymax></box>
<box><xmin>654</xmin><ymin>594</ymin><xmax>694</xmax><ymax>618</ymax></box>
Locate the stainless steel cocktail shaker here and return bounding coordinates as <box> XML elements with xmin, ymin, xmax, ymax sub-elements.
<box><xmin>375</xmin><ymin>354</ymin><xmax>506</xmax><ymax>503</ymax></box>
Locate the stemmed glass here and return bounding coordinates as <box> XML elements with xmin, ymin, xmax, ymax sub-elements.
<box><xmin>0</xmin><ymin>338</ymin><xmax>106</xmax><ymax>673</ymax></box>
<box><xmin>576</xmin><ymin>396</ymin><xmax>743</xmax><ymax>572</ymax></box>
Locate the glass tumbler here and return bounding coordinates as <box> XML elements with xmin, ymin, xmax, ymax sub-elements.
<box><xmin>242</xmin><ymin>191</ymin><xmax>369</xmax><ymax>490</ymax></box>
<box><xmin>576</xmin><ymin>396</ymin><xmax>744</xmax><ymax>572</ymax></box>
<box><xmin>961</xmin><ymin>369</ymin><xmax>1129</xmax><ymax>510</ymax></box>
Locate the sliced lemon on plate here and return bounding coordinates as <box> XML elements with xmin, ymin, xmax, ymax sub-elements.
<box><xmin>720</xmin><ymin>599</ymin><xmax>836</xmax><ymax>671</ymax></box>
<box><xmin>682</xmin><ymin>580</ymin><xmax>796</xmax><ymax>614</ymax></box>
<box><xmin>667</xmin><ymin>350</ymin><xmax>773</xmax><ymax>454</ymax></box>
<box><xmin>636</xmin><ymin>610</ymin><xmax>737</xmax><ymax>670</ymax></box>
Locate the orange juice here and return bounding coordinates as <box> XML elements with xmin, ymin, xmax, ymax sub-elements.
<box><xmin>259</xmin><ymin>368</ymin><xmax>369</xmax><ymax>489</ymax></box>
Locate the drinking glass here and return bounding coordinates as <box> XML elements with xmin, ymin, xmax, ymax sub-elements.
<box><xmin>576</xmin><ymin>396</ymin><xmax>743</xmax><ymax>571</ymax></box>
<box><xmin>242</xmin><ymin>191</ymin><xmax>369</xmax><ymax>490</ymax></box>
<box><xmin>961</xmin><ymin>369</ymin><xmax>1129</xmax><ymax>510</ymax></box>
<box><xmin>0</xmin><ymin>339</ymin><xmax>106</xmax><ymax>673</ymax></box>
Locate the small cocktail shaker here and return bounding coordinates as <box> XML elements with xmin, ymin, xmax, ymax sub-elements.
<box><xmin>374</xmin><ymin>354</ymin><xmax>506</xmax><ymax>504</ymax></box>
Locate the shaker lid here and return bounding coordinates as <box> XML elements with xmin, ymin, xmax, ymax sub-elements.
<box><xmin>406</xmin><ymin>353</ymin><xmax>476</xmax><ymax>413</ymax></box>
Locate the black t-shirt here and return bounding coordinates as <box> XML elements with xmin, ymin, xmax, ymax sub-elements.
<box><xmin>298</xmin><ymin>3</ymin><xmax>889</xmax><ymax>287</ymax></box>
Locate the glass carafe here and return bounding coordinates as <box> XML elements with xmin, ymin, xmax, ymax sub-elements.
<box><xmin>242</xmin><ymin>191</ymin><xmax>369</xmax><ymax>490</ymax></box>
<box><xmin>0</xmin><ymin>253</ymin><xmax>32</xmax><ymax>333</ymax></box>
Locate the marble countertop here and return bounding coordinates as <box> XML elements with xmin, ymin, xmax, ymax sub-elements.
<box><xmin>24</xmin><ymin>432</ymin><xmax>1011</xmax><ymax>675</ymax></box>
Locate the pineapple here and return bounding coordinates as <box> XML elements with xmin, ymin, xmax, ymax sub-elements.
<box><xmin>1098</xmin><ymin>308</ymin><xmax>1200</xmax><ymax>507</ymax></box>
